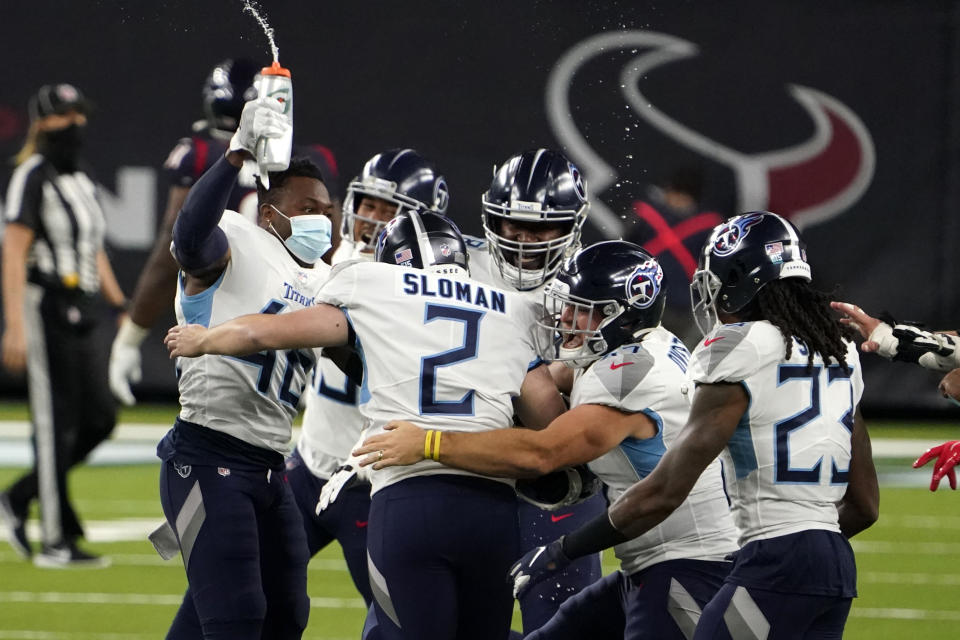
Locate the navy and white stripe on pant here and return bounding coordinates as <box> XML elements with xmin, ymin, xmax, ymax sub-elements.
<box><xmin>159</xmin><ymin>460</ymin><xmax>310</xmax><ymax>640</ymax></box>
<box><xmin>366</xmin><ymin>475</ymin><xmax>520</xmax><ymax>640</ymax></box>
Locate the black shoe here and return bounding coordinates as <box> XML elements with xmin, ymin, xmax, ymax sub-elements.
<box><xmin>0</xmin><ymin>491</ymin><xmax>31</xmax><ymax>559</ymax></box>
<box><xmin>33</xmin><ymin>542</ymin><xmax>110</xmax><ymax>568</ymax></box>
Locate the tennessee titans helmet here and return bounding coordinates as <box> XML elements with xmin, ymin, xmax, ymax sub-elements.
<box><xmin>482</xmin><ymin>148</ymin><xmax>589</xmax><ymax>291</ymax></box>
<box><xmin>375</xmin><ymin>210</ymin><xmax>468</xmax><ymax>276</ymax></box>
<box><xmin>202</xmin><ymin>58</ymin><xmax>259</xmax><ymax>132</ymax></box>
<box><xmin>536</xmin><ymin>240</ymin><xmax>667</xmax><ymax>368</ymax></box>
<box><xmin>342</xmin><ymin>149</ymin><xmax>449</xmax><ymax>253</ymax></box>
<box><xmin>690</xmin><ymin>211</ymin><xmax>811</xmax><ymax>336</ymax></box>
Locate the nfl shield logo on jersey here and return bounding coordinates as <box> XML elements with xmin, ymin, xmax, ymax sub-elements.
<box><xmin>625</xmin><ymin>260</ymin><xmax>663</xmax><ymax>309</ymax></box>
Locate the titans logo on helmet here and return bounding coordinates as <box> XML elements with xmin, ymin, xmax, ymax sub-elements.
<box><xmin>569</xmin><ymin>163</ymin><xmax>587</xmax><ymax>200</ymax></box>
<box><xmin>625</xmin><ymin>260</ymin><xmax>663</xmax><ymax>309</ymax></box>
<box><xmin>433</xmin><ymin>178</ymin><xmax>450</xmax><ymax>213</ymax></box>
<box><xmin>712</xmin><ymin>213</ymin><xmax>764</xmax><ymax>257</ymax></box>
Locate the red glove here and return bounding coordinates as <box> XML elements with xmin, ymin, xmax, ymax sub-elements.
<box><xmin>913</xmin><ymin>441</ymin><xmax>960</xmax><ymax>491</ymax></box>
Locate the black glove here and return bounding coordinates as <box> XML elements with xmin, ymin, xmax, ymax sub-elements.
<box><xmin>507</xmin><ymin>538</ymin><xmax>571</xmax><ymax>599</ymax></box>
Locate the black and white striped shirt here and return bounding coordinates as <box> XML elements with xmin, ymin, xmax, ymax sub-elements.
<box><xmin>5</xmin><ymin>155</ymin><xmax>105</xmax><ymax>294</ymax></box>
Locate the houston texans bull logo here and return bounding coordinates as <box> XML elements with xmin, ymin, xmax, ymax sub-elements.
<box><xmin>625</xmin><ymin>259</ymin><xmax>664</xmax><ymax>309</ymax></box>
<box><xmin>546</xmin><ymin>30</ymin><xmax>875</xmax><ymax>238</ymax></box>
<box><xmin>711</xmin><ymin>213</ymin><xmax>765</xmax><ymax>257</ymax></box>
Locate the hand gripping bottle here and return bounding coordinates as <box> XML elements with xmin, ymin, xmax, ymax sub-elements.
<box><xmin>255</xmin><ymin>61</ymin><xmax>293</xmax><ymax>189</ymax></box>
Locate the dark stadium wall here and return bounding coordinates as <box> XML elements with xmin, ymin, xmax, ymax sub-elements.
<box><xmin>1</xmin><ymin>0</ymin><xmax>957</xmax><ymax>412</ymax></box>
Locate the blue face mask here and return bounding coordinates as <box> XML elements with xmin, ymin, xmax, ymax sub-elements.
<box><xmin>270</xmin><ymin>205</ymin><xmax>332</xmax><ymax>264</ymax></box>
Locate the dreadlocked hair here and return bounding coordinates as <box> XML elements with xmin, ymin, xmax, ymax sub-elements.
<box><xmin>753</xmin><ymin>278</ymin><xmax>856</xmax><ymax>371</ymax></box>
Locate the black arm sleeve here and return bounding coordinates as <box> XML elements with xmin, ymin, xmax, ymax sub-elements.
<box><xmin>171</xmin><ymin>154</ymin><xmax>238</xmax><ymax>272</ymax></box>
<box><xmin>560</xmin><ymin>511</ymin><xmax>629</xmax><ymax>559</ymax></box>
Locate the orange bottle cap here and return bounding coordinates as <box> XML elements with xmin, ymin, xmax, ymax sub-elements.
<box><xmin>260</xmin><ymin>61</ymin><xmax>291</xmax><ymax>77</ymax></box>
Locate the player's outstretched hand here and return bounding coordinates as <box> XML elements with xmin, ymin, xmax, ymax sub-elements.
<box><xmin>228</xmin><ymin>98</ymin><xmax>290</xmax><ymax>157</ymax></box>
<box><xmin>913</xmin><ymin>441</ymin><xmax>960</xmax><ymax>491</ymax></box>
<box><xmin>353</xmin><ymin>420</ymin><xmax>429</xmax><ymax>470</ymax></box>
<box><xmin>508</xmin><ymin>538</ymin><xmax>571</xmax><ymax>599</ymax></box>
<box><xmin>164</xmin><ymin>324</ymin><xmax>209</xmax><ymax>358</ymax></box>
<box><xmin>830</xmin><ymin>302</ymin><xmax>885</xmax><ymax>353</ymax></box>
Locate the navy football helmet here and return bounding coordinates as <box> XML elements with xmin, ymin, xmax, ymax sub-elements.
<box><xmin>202</xmin><ymin>58</ymin><xmax>259</xmax><ymax>132</ymax></box>
<box><xmin>536</xmin><ymin>240</ymin><xmax>667</xmax><ymax>368</ymax></box>
<box><xmin>375</xmin><ymin>210</ymin><xmax>468</xmax><ymax>276</ymax></box>
<box><xmin>481</xmin><ymin>149</ymin><xmax>589</xmax><ymax>291</ymax></box>
<box><xmin>690</xmin><ymin>211</ymin><xmax>811</xmax><ymax>336</ymax></box>
<box><xmin>342</xmin><ymin>149</ymin><xmax>449</xmax><ymax>254</ymax></box>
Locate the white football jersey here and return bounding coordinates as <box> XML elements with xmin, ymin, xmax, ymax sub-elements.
<box><xmin>687</xmin><ymin>321</ymin><xmax>864</xmax><ymax>545</ymax></box>
<box><xmin>316</xmin><ymin>261</ymin><xmax>542</xmax><ymax>494</ymax></box>
<box><xmin>576</xmin><ymin>327</ymin><xmax>739</xmax><ymax>575</ymax></box>
<box><xmin>298</xmin><ymin>246</ymin><xmax>371</xmax><ymax>479</ymax></box>
<box><xmin>175</xmin><ymin>211</ymin><xmax>331</xmax><ymax>454</ymax></box>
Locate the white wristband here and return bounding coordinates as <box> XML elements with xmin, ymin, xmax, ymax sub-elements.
<box><xmin>116</xmin><ymin>316</ymin><xmax>150</xmax><ymax>347</ymax></box>
<box><xmin>867</xmin><ymin>322</ymin><xmax>899</xmax><ymax>359</ymax></box>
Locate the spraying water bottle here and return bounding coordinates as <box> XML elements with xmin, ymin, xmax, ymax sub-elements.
<box><xmin>255</xmin><ymin>61</ymin><xmax>293</xmax><ymax>188</ymax></box>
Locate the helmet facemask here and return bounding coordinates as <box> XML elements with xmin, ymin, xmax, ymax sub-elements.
<box><xmin>341</xmin><ymin>176</ymin><xmax>430</xmax><ymax>253</ymax></box>
<box><xmin>481</xmin><ymin>200</ymin><xmax>585</xmax><ymax>291</ymax></box>
<box><xmin>536</xmin><ymin>279</ymin><xmax>622</xmax><ymax>368</ymax></box>
<box><xmin>690</xmin><ymin>267</ymin><xmax>723</xmax><ymax>337</ymax></box>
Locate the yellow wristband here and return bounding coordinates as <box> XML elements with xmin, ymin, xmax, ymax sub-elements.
<box><xmin>424</xmin><ymin>430</ymin><xmax>434</xmax><ymax>460</ymax></box>
<box><xmin>432</xmin><ymin>430</ymin><xmax>442</xmax><ymax>461</ymax></box>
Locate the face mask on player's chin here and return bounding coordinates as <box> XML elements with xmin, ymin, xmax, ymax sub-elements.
<box><xmin>269</xmin><ymin>205</ymin><xmax>332</xmax><ymax>264</ymax></box>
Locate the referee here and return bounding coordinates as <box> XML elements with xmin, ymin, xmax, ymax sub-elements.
<box><xmin>0</xmin><ymin>84</ymin><xmax>127</xmax><ymax>567</ymax></box>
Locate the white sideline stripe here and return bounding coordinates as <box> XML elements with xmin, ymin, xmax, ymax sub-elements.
<box><xmin>0</xmin><ymin>551</ymin><xmax>349</xmax><ymax>572</ymax></box>
<box><xmin>0</xmin><ymin>591</ymin><xmax>365</xmax><ymax>609</ymax></box>
<box><xmin>876</xmin><ymin>514</ymin><xmax>960</xmax><ymax>529</ymax></box>
<box><xmin>852</xmin><ymin>540</ymin><xmax>960</xmax><ymax>554</ymax></box>
<box><xmin>851</xmin><ymin>607</ymin><xmax>960</xmax><ymax>622</ymax></box>
<box><xmin>0</xmin><ymin>422</ymin><xmax>304</xmax><ymax>443</ymax></box>
<box><xmin>862</xmin><ymin>571</ymin><xmax>960</xmax><ymax>586</ymax></box>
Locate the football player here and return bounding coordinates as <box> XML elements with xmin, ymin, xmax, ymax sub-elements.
<box><xmin>157</xmin><ymin>96</ymin><xmax>334</xmax><ymax>639</ymax></box>
<box><xmin>164</xmin><ymin>209</ymin><xmax>567</xmax><ymax>640</ymax></box>
<box><xmin>508</xmin><ymin>212</ymin><xmax>880</xmax><ymax>639</ymax></box>
<box><xmin>108</xmin><ymin>58</ymin><xmax>340</xmax><ymax>406</ymax></box>
<box><xmin>355</xmin><ymin>241</ymin><xmax>741</xmax><ymax>639</ymax></box>
<box><xmin>466</xmin><ymin>148</ymin><xmax>607</xmax><ymax>631</ymax></box>
<box><xmin>288</xmin><ymin>148</ymin><xmax>449</xmax><ymax>607</ymax></box>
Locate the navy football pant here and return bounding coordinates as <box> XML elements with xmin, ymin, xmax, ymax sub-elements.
<box><xmin>517</xmin><ymin>492</ymin><xmax>606</xmax><ymax>632</ymax></box>
<box><xmin>694</xmin><ymin>584</ymin><xmax>851</xmax><ymax>639</ymax></box>
<box><xmin>159</xmin><ymin>461</ymin><xmax>310</xmax><ymax>640</ymax></box>
<box><xmin>527</xmin><ymin>559</ymin><xmax>730</xmax><ymax>640</ymax></box>
<box><xmin>366</xmin><ymin>475</ymin><xmax>520</xmax><ymax>640</ymax></box>
<box><xmin>525</xmin><ymin>571</ymin><xmax>626</xmax><ymax>640</ymax></box>
<box><xmin>286</xmin><ymin>448</ymin><xmax>373</xmax><ymax>605</ymax></box>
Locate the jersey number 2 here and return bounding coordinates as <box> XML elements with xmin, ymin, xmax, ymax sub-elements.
<box><xmin>420</xmin><ymin>304</ymin><xmax>483</xmax><ymax>415</ymax></box>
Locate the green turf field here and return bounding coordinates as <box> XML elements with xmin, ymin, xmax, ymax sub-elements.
<box><xmin>0</xmin><ymin>402</ymin><xmax>958</xmax><ymax>638</ymax></box>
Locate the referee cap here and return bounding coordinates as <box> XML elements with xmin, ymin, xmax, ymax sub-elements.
<box><xmin>28</xmin><ymin>84</ymin><xmax>92</xmax><ymax>121</ymax></box>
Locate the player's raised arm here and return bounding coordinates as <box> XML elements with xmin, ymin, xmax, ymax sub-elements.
<box><xmin>165</xmin><ymin>303</ymin><xmax>350</xmax><ymax>358</ymax></box>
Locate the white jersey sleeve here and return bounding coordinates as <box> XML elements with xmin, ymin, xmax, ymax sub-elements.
<box><xmin>575</xmin><ymin>327</ymin><xmax>739</xmax><ymax>574</ymax></box>
<box><xmin>687</xmin><ymin>321</ymin><xmax>864</xmax><ymax>545</ymax></box>
<box><xmin>175</xmin><ymin>211</ymin><xmax>330</xmax><ymax>454</ymax></box>
<box><xmin>316</xmin><ymin>261</ymin><xmax>542</xmax><ymax>494</ymax></box>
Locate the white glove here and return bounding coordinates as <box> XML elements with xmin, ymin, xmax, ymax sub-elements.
<box><xmin>109</xmin><ymin>317</ymin><xmax>149</xmax><ymax>406</ymax></box>
<box><xmin>316</xmin><ymin>453</ymin><xmax>371</xmax><ymax>514</ymax></box>
<box><xmin>871</xmin><ymin>322</ymin><xmax>960</xmax><ymax>372</ymax></box>
<box><xmin>228</xmin><ymin>99</ymin><xmax>290</xmax><ymax>156</ymax></box>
